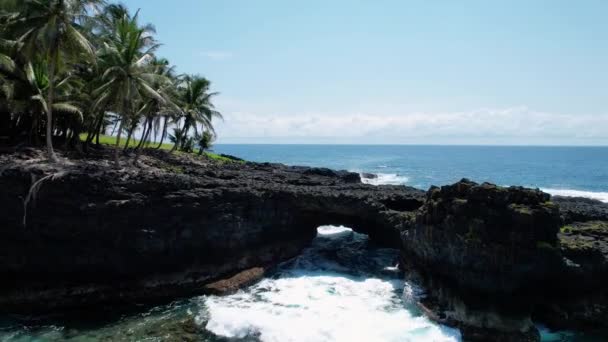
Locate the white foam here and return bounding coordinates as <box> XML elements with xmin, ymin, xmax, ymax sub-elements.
<box><xmin>317</xmin><ymin>225</ymin><xmax>353</xmax><ymax>236</ymax></box>
<box><xmin>361</xmin><ymin>173</ymin><xmax>410</xmax><ymax>186</ymax></box>
<box><xmin>543</xmin><ymin>188</ymin><xmax>608</xmax><ymax>203</ymax></box>
<box><xmin>201</xmin><ymin>225</ymin><xmax>461</xmax><ymax>342</ymax></box>
<box><xmin>203</xmin><ymin>275</ymin><xmax>460</xmax><ymax>342</ymax></box>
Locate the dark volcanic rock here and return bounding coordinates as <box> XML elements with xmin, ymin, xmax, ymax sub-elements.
<box><xmin>537</xmin><ymin>221</ymin><xmax>608</xmax><ymax>332</ymax></box>
<box><xmin>401</xmin><ymin>179</ymin><xmax>608</xmax><ymax>340</ymax></box>
<box><xmin>553</xmin><ymin>196</ymin><xmax>608</xmax><ymax>223</ymax></box>
<box><xmin>360</xmin><ymin>172</ymin><xmax>378</xmax><ymax>179</ymax></box>
<box><xmin>0</xmin><ymin>149</ymin><xmax>424</xmax><ymax>312</ymax></box>
<box><xmin>403</xmin><ymin>179</ymin><xmax>563</xmax><ymax>294</ymax></box>
<box><xmin>560</xmin><ymin>221</ymin><xmax>608</xmax><ymax>282</ymax></box>
<box><xmin>1</xmin><ymin>150</ymin><xmax>607</xmax><ymax>339</ymax></box>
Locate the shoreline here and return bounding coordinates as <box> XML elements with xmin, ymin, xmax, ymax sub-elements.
<box><xmin>1</xmin><ymin>146</ymin><xmax>607</xmax><ymax>341</ymax></box>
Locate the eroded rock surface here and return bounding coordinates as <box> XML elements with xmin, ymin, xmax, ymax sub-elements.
<box><xmin>0</xmin><ymin>148</ymin><xmax>424</xmax><ymax>312</ymax></box>
<box><xmin>400</xmin><ymin>179</ymin><xmax>608</xmax><ymax>340</ymax></box>
<box><xmin>1</xmin><ymin>149</ymin><xmax>607</xmax><ymax>340</ymax></box>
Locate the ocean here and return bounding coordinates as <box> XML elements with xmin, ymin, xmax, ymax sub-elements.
<box><xmin>2</xmin><ymin>145</ymin><xmax>606</xmax><ymax>341</ymax></box>
<box><xmin>213</xmin><ymin>144</ymin><xmax>608</xmax><ymax>201</ymax></box>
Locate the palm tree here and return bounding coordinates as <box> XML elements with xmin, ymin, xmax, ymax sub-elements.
<box><xmin>93</xmin><ymin>9</ymin><xmax>165</xmax><ymax>167</ymax></box>
<box><xmin>171</xmin><ymin>75</ymin><xmax>222</xmax><ymax>152</ymax></box>
<box><xmin>0</xmin><ymin>40</ymin><xmax>82</xmax><ymax>144</ymax></box>
<box><xmin>3</xmin><ymin>0</ymin><xmax>103</xmax><ymax>162</ymax></box>
<box><xmin>196</xmin><ymin>130</ymin><xmax>214</xmax><ymax>155</ymax></box>
<box><xmin>134</xmin><ymin>57</ymin><xmax>178</xmax><ymax>150</ymax></box>
<box><xmin>1</xmin><ymin>2</ymin><xmax>224</xmax><ymax>160</ymax></box>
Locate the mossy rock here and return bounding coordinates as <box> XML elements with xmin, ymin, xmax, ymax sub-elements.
<box><xmin>559</xmin><ymin>221</ymin><xmax>608</xmax><ymax>259</ymax></box>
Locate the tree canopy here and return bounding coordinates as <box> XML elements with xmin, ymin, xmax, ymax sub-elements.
<box><xmin>0</xmin><ymin>0</ymin><xmax>222</xmax><ymax>166</ymax></box>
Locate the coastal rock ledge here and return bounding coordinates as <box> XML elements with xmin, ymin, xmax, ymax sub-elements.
<box><xmin>1</xmin><ymin>149</ymin><xmax>607</xmax><ymax>341</ymax></box>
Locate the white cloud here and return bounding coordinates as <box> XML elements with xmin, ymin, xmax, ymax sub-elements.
<box><xmin>212</xmin><ymin>106</ymin><xmax>608</xmax><ymax>145</ymax></box>
<box><xmin>199</xmin><ymin>51</ymin><xmax>233</xmax><ymax>60</ymax></box>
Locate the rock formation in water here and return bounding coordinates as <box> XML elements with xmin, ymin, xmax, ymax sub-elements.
<box><xmin>1</xmin><ymin>148</ymin><xmax>607</xmax><ymax>341</ymax></box>
<box><xmin>401</xmin><ymin>180</ymin><xmax>608</xmax><ymax>341</ymax></box>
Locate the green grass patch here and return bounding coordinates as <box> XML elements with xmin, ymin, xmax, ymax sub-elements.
<box><xmin>79</xmin><ymin>134</ymin><xmax>242</xmax><ymax>163</ymax></box>
<box><xmin>79</xmin><ymin>133</ymin><xmax>174</xmax><ymax>150</ymax></box>
<box><xmin>205</xmin><ymin>153</ymin><xmax>241</xmax><ymax>163</ymax></box>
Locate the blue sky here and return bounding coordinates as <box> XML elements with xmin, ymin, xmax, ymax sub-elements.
<box><xmin>122</xmin><ymin>0</ymin><xmax>608</xmax><ymax>145</ymax></box>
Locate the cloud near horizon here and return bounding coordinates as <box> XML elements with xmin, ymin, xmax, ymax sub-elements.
<box><xmin>199</xmin><ymin>50</ymin><xmax>233</xmax><ymax>61</ymax></box>
<box><xmin>213</xmin><ymin>106</ymin><xmax>608</xmax><ymax>145</ymax></box>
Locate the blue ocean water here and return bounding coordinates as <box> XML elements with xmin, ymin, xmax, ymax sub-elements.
<box><xmin>214</xmin><ymin>144</ymin><xmax>608</xmax><ymax>201</ymax></box>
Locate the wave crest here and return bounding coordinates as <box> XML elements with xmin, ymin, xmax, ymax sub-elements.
<box><xmin>543</xmin><ymin>188</ymin><xmax>608</xmax><ymax>203</ymax></box>
<box><xmin>361</xmin><ymin>173</ymin><xmax>409</xmax><ymax>186</ymax></box>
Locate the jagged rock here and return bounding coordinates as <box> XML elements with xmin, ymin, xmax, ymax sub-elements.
<box><xmin>532</xmin><ymin>221</ymin><xmax>608</xmax><ymax>332</ymax></box>
<box><xmin>204</xmin><ymin>267</ymin><xmax>266</xmax><ymax>295</ymax></box>
<box><xmin>553</xmin><ymin>196</ymin><xmax>608</xmax><ymax>223</ymax></box>
<box><xmin>0</xmin><ymin>148</ymin><xmax>424</xmax><ymax>312</ymax></box>
<box><xmin>360</xmin><ymin>172</ymin><xmax>377</xmax><ymax>179</ymax></box>
<box><xmin>1</xmin><ymin>150</ymin><xmax>607</xmax><ymax>338</ymax></box>
<box><xmin>402</xmin><ymin>179</ymin><xmax>608</xmax><ymax>339</ymax></box>
<box><xmin>403</xmin><ymin>178</ymin><xmax>563</xmax><ymax>294</ymax></box>
<box><xmin>560</xmin><ymin>221</ymin><xmax>608</xmax><ymax>281</ymax></box>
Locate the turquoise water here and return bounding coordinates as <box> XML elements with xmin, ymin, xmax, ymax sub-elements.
<box><xmin>214</xmin><ymin>144</ymin><xmax>608</xmax><ymax>200</ymax></box>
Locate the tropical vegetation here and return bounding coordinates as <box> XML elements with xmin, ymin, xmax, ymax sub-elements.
<box><xmin>0</xmin><ymin>0</ymin><xmax>222</xmax><ymax>166</ymax></box>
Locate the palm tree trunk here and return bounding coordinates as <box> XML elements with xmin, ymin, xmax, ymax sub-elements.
<box><xmin>94</xmin><ymin>113</ymin><xmax>105</xmax><ymax>146</ymax></box>
<box><xmin>136</xmin><ymin>116</ymin><xmax>150</xmax><ymax>150</ymax></box>
<box><xmin>144</xmin><ymin>118</ymin><xmax>153</xmax><ymax>148</ymax></box>
<box><xmin>114</xmin><ymin>118</ymin><xmax>124</xmax><ymax>168</ymax></box>
<box><xmin>85</xmin><ymin>125</ymin><xmax>95</xmax><ymax>144</ymax></box>
<box><xmin>178</xmin><ymin>121</ymin><xmax>190</xmax><ymax>151</ymax></box>
<box><xmin>110</xmin><ymin>119</ymin><xmax>119</xmax><ymax>136</ymax></box>
<box><xmin>134</xmin><ymin>118</ymin><xmax>154</xmax><ymax>164</ymax></box>
<box><xmin>86</xmin><ymin>112</ymin><xmax>101</xmax><ymax>145</ymax></box>
<box><xmin>156</xmin><ymin>117</ymin><xmax>168</xmax><ymax>149</ymax></box>
<box><xmin>45</xmin><ymin>50</ymin><xmax>59</xmax><ymax>162</ymax></box>
<box><xmin>170</xmin><ymin>119</ymin><xmax>185</xmax><ymax>153</ymax></box>
<box><xmin>123</xmin><ymin>122</ymin><xmax>137</xmax><ymax>151</ymax></box>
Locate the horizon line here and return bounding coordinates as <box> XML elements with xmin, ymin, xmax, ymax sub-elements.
<box><xmin>214</xmin><ymin>142</ymin><xmax>608</xmax><ymax>147</ymax></box>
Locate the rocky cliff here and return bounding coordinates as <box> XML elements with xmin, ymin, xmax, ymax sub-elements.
<box><xmin>0</xmin><ymin>148</ymin><xmax>424</xmax><ymax>312</ymax></box>
<box><xmin>1</xmin><ymin>148</ymin><xmax>607</xmax><ymax>341</ymax></box>
<box><xmin>401</xmin><ymin>179</ymin><xmax>608</xmax><ymax>340</ymax></box>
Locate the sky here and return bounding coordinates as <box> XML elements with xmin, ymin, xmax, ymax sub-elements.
<box><xmin>121</xmin><ymin>0</ymin><xmax>608</xmax><ymax>145</ymax></box>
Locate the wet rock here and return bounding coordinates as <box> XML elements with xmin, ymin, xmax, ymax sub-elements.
<box><xmin>360</xmin><ymin>172</ymin><xmax>377</xmax><ymax>179</ymax></box>
<box><xmin>204</xmin><ymin>267</ymin><xmax>266</xmax><ymax>295</ymax></box>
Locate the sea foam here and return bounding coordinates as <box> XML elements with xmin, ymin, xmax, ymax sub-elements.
<box><xmin>361</xmin><ymin>173</ymin><xmax>410</xmax><ymax>186</ymax></box>
<box><xmin>201</xmin><ymin>226</ymin><xmax>461</xmax><ymax>342</ymax></box>
<box><xmin>543</xmin><ymin>188</ymin><xmax>608</xmax><ymax>203</ymax></box>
